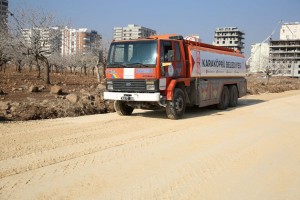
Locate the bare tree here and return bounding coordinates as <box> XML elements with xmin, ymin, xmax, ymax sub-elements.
<box><xmin>95</xmin><ymin>39</ymin><xmax>110</xmax><ymax>82</ymax></box>
<box><xmin>48</xmin><ymin>52</ymin><xmax>63</xmax><ymax>73</ymax></box>
<box><xmin>3</xmin><ymin>8</ymin><xmax>107</xmax><ymax>84</ymax></box>
<box><xmin>0</xmin><ymin>20</ymin><xmax>14</xmax><ymax>72</ymax></box>
<box><xmin>8</xmin><ymin>8</ymin><xmax>63</xmax><ymax>84</ymax></box>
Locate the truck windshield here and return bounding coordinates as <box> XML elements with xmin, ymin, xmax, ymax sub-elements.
<box><xmin>108</xmin><ymin>41</ymin><xmax>157</xmax><ymax>67</ymax></box>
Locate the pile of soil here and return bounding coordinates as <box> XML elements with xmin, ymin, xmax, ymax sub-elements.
<box><xmin>1</xmin><ymin>69</ymin><xmax>299</xmax><ymax>121</ymax></box>
<box><xmin>246</xmin><ymin>74</ymin><xmax>300</xmax><ymax>95</ymax></box>
<box><xmin>0</xmin><ymin>69</ymin><xmax>114</xmax><ymax>121</ymax></box>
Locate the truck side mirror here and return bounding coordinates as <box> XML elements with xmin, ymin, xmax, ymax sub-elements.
<box><xmin>167</xmin><ymin>50</ymin><xmax>174</xmax><ymax>62</ymax></box>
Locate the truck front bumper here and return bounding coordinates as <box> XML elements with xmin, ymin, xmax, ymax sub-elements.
<box><xmin>104</xmin><ymin>92</ymin><xmax>161</xmax><ymax>102</ymax></box>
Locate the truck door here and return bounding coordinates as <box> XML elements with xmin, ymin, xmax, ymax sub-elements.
<box><xmin>160</xmin><ymin>40</ymin><xmax>184</xmax><ymax>78</ymax></box>
<box><xmin>174</xmin><ymin>41</ymin><xmax>185</xmax><ymax>77</ymax></box>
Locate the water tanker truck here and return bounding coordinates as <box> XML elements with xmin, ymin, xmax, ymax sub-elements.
<box><xmin>104</xmin><ymin>35</ymin><xmax>247</xmax><ymax>119</ymax></box>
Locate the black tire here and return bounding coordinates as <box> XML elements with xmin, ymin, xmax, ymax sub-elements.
<box><xmin>114</xmin><ymin>100</ymin><xmax>134</xmax><ymax>116</ymax></box>
<box><xmin>216</xmin><ymin>86</ymin><xmax>229</xmax><ymax>110</ymax></box>
<box><xmin>166</xmin><ymin>88</ymin><xmax>186</xmax><ymax>119</ymax></box>
<box><xmin>229</xmin><ymin>85</ymin><xmax>238</xmax><ymax>107</ymax></box>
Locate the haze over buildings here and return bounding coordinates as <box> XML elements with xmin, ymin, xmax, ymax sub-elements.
<box><xmin>8</xmin><ymin>0</ymin><xmax>300</xmax><ymax>59</ymax></box>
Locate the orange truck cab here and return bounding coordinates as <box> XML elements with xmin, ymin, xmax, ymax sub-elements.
<box><xmin>104</xmin><ymin>35</ymin><xmax>247</xmax><ymax>119</ymax></box>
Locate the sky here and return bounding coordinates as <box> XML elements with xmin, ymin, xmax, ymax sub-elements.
<box><xmin>8</xmin><ymin>0</ymin><xmax>300</xmax><ymax>58</ymax></box>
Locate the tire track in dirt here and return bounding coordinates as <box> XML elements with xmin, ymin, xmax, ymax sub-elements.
<box><xmin>1</xmin><ymin>91</ymin><xmax>300</xmax><ymax>200</ymax></box>
<box><xmin>0</xmin><ymin>116</ymin><xmax>135</xmax><ymax>160</ymax></box>
<box><xmin>0</xmin><ymin>110</ymin><xmax>198</xmax><ymax>178</ymax></box>
<box><xmin>0</xmin><ymin>111</ymin><xmax>250</xmax><ymax>199</ymax></box>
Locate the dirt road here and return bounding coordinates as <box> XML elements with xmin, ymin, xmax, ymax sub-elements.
<box><xmin>1</xmin><ymin>91</ymin><xmax>300</xmax><ymax>200</ymax></box>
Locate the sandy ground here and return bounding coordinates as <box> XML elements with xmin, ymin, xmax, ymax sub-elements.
<box><xmin>1</xmin><ymin>90</ymin><xmax>300</xmax><ymax>200</ymax></box>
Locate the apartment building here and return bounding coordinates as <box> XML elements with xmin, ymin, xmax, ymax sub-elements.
<box><xmin>213</xmin><ymin>27</ymin><xmax>245</xmax><ymax>54</ymax></box>
<box><xmin>113</xmin><ymin>24</ymin><xmax>156</xmax><ymax>41</ymax></box>
<box><xmin>0</xmin><ymin>0</ymin><xmax>8</xmax><ymax>28</ymax></box>
<box><xmin>268</xmin><ymin>22</ymin><xmax>300</xmax><ymax>77</ymax></box>
<box><xmin>61</xmin><ymin>27</ymin><xmax>101</xmax><ymax>56</ymax></box>
<box><xmin>280</xmin><ymin>22</ymin><xmax>300</xmax><ymax>40</ymax></box>
<box><xmin>269</xmin><ymin>40</ymin><xmax>300</xmax><ymax>77</ymax></box>
<box><xmin>22</xmin><ymin>27</ymin><xmax>62</xmax><ymax>55</ymax></box>
<box><xmin>23</xmin><ymin>26</ymin><xmax>101</xmax><ymax>56</ymax></box>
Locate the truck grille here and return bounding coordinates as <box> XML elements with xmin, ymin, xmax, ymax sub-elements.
<box><xmin>112</xmin><ymin>80</ymin><xmax>146</xmax><ymax>92</ymax></box>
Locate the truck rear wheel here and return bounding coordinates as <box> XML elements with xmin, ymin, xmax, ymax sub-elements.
<box><xmin>229</xmin><ymin>85</ymin><xmax>238</xmax><ymax>107</ymax></box>
<box><xmin>166</xmin><ymin>88</ymin><xmax>186</xmax><ymax>120</ymax></box>
<box><xmin>114</xmin><ymin>101</ymin><xmax>134</xmax><ymax>116</ymax></box>
<box><xmin>217</xmin><ymin>86</ymin><xmax>229</xmax><ymax>110</ymax></box>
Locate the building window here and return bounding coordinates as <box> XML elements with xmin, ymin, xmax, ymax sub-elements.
<box><xmin>222</xmin><ymin>41</ymin><xmax>225</xmax><ymax>44</ymax></box>
<box><xmin>298</xmin><ymin>70</ymin><xmax>300</xmax><ymax>74</ymax></box>
<box><xmin>160</xmin><ymin>41</ymin><xmax>173</xmax><ymax>63</ymax></box>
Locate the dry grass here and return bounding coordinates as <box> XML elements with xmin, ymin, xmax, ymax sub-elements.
<box><xmin>247</xmin><ymin>74</ymin><xmax>300</xmax><ymax>95</ymax></box>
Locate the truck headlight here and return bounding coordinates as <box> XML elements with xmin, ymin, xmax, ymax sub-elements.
<box><xmin>146</xmin><ymin>80</ymin><xmax>155</xmax><ymax>91</ymax></box>
<box><xmin>146</xmin><ymin>84</ymin><xmax>155</xmax><ymax>90</ymax></box>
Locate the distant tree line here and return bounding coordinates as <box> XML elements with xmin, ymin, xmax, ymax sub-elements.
<box><xmin>0</xmin><ymin>8</ymin><xmax>108</xmax><ymax>84</ymax></box>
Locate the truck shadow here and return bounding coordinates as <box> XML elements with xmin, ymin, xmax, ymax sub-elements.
<box><xmin>132</xmin><ymin>98</ymin><xmax>265</xmax><ymax>119</ymax></box>
<box><xmin>0</xmin><ymin>114</ymin><xmax>11</xmax><ymax>123</ymax></box>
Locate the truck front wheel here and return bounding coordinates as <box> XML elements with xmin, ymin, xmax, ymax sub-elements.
<box><xmin>166</xmin><ymin>88</ymin><xmax>186</xmax><ymax>120</ymax></box>
<box><xmin>114</xmin><ymin>101</ymin><xmax>134</xmax><ymax>116</ymax></box>
<box><xmin>217</xmin><ymin>86</ymin><xmax>229</xmax><ymax>110</ymax></box>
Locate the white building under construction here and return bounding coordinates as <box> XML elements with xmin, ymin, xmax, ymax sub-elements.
<box><xmin>113</xmin><ymin>24</ymin><xmax>156</xmax><ymax>41</ymax></box>
<box><xmin>213</xmin><ymin>27</ymin><xmax>245</xmax><ymax>54</ymax></box>
<box><xmin>269</xmin><ymin>22</ymin><xmax>300</xmax><ymax>77</ymax></box>
<box><xmin>248</xmin><ymin>22</ymin><xmax>300</xmax><ymax>77</ymax></box>
<box><xmin>280</xmin><ymin>22</ymin><xmax>300</xmax><ymax>40</ymax></box>
<box><xmin>248</xmin><ymin>43</ymin><xmax>270</xmax><ymax>73</ymax></box>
